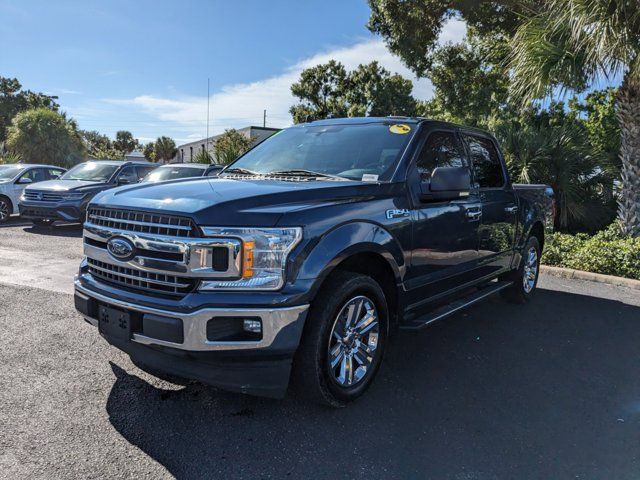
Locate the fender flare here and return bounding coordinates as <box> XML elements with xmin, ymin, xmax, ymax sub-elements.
<box><xmin>295</xmin><ymin>221</ymin><xmax>406</xmax><ymax>298</ymax></box>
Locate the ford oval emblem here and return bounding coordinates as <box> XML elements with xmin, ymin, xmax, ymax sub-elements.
<box><xmin>106</xmin><ymin>237</ymin><xmax>135</xmax><ymax>261</ymax></box>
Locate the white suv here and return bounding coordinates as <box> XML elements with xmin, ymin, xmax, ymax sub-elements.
<box><xmin>0</xmin><ymin>164</ymin><xmax>66</xmax><ymax>223</ymax></box>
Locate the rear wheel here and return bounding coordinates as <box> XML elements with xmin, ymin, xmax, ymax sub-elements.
<box><xmin>292</xmin><ymin>271</ymin><xmax>389</xmax><ymax>407</ymax></box>
<box><xmin>0</xmin><ymin>198</ymin><xmax>11</xmax><ymax>223</ymax></box>
<box><xmin>501</xmin><ymin>236</ymin><xmax>541</xmax><ymax>304</ymax></box>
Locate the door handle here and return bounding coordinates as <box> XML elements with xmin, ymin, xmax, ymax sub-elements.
<box><xmin>465</xmin><ymin>209</ymin><xmax>482</xmax><ymax>221</ymax></box>
<box><xmin>504</xmin><ymin>205</ymin><xmax>519</xmax><ymax>214</ymax></box>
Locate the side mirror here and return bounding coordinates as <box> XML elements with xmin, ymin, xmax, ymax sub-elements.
<box><xmin>420</xmin><ymin>166</ymin><xmax>471</xmax><ymax>201</ymax></box>
<box><xmin>18</xmin><ymin>177</ymin><xmax>33</xmax><ymax>185</ymax></box>
<box><xmin>117</xmin><ymin>176</ymin><xmax>135</xmax><ymax>185</ymax></box>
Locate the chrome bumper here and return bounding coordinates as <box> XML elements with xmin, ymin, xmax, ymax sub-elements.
<box><xmin>74</xmin><ymin>277</ymin><xmax>309</xmax><ymax>352</ymax></box>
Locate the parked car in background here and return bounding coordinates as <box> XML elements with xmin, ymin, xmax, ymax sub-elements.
<box><xmin>74</xmin><ymin>117</ymin><xmax>554</xmax><ymax>406</ymax></box>
<box><xmin>19</xmin><ymin>160</ymin><xmax>156</xmax><ymax>227</ymax></box>
<box><xmin>141</xmin><ymin>163</ymin><xmax>224</xmax><ymax>183</ymax></box>
<box><xmin>0</xmin><ymin>164</ymin><xmax>66</xmax><ymax>223</ymax></box>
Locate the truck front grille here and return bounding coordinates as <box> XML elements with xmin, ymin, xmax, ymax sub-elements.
<box><xmin>87</xmin><ymin>207</ymin><xmax>196</xmax><ymax>238</ymax></box>
<box><xmin>23</xmin><ymin>190</ymin><xmax>64</xmax><ymax>202</ymax></box>
<box><xmin>87</xmin><ymin>258</ymin><xmax>196</xmax><ymax>296</ymax></box>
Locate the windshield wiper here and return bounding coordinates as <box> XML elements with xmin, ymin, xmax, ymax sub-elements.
<box><xmin>267</xmin><ymin>169</ymin><xmax>348</xmax><ymax>181</ymax></box>
<box><xmin>221</xmin><ymin>167</ymin><xmax>260</xmax><ymax>175</ymax></box>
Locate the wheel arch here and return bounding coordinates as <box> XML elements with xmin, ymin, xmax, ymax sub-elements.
<box><xmin>297</xmin><ymin>222</ymin><xmax>405</xmax><ymax>326</ymax></box>
<box><xmin>528</xmin><ymin>221</ymin><xmax>545</xmax><ymax>253</ymax></box>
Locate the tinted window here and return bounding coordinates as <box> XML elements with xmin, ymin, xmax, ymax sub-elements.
<box><xmin>135</xmin><ymin>165</ymin><xmax>156</xmax><ymax>179</ymax></box>
<box><xmin>228</xmin><ymin>123</ymin><xmax>414</xmax><ymax>181</ymax></box>
<box><xmin>143</xmin><ymin>166</ymin><xmax>204</xmax><ymax>182</ymax></box>
<box><xmin>117</xmin><ymin>166</ymin><xmax>137</xmax><ymax>182</ymax></box>
<box><xmin>46</xmin><ymin>168</ymin><xmax>65</xmax><ymax>180</ymax></box>
<box><xmin>416</xmin><ymin>131</ymin><xmax>467</xmax><ymax>181</ymax></box>
<box><xmin>463</xmin><ymin>134</ymin><xmax>504</xmax><ymax>188</ymax></box>
<box><xmin>21</xmin><ymin>168</ymin><xmax>47</xmax><ymax>183</ymax></box>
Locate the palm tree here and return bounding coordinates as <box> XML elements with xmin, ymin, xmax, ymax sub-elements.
<box><xmin>498</xmin><ymin>115</ymin><xmax>614</xmax><ymax>231</ymax></box>
<box><xmin>509</xmin><ymin>0</ymin><xmax>640</xmax><ymax>235</ymax></box>
<box><xmin>154</xmin><ymin>136</ymin><xmax>177</xmax><ymax>163</ymax></box>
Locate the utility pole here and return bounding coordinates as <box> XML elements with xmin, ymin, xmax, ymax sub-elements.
<box><xmin>206</xmin><ymin>78</ymin><xmax>210</xmax><ymax>155</ymax></box>
<box><xmin>263</xmin><ymin>109</ymin><xmax>266</xmax><ymax>128</ymax></box>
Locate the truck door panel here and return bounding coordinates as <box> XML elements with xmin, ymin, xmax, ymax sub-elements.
<box><xmin>406</xmin><ymin>130</ymin><xmax>481</xmax><ymax>307</ymax></box>
<box><xmin>462</xmin><ymin>133</ymin><xmax>517</xmax><ymax>273</ymax></box>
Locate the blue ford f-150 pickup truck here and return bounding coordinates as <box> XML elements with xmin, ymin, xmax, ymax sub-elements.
<box><xmin>74</xmin><ymin>117</ymin><xmax>553</xmax><ymax>406</ymax></box>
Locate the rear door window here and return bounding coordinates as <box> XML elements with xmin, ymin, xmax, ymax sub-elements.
<box><xmin>462</xmin><ymin>134</ymin><xmax>504</xmax><ymax>188</ymax></box>
<box><xmin>46</xmin><ymin>168</ymin><xmax>65</xmax><ymax>180</ymax></box>
<box><xmin>135</xmin><ymin>165</ymin><xmax>156</xmax><ymax>180</ymax></box>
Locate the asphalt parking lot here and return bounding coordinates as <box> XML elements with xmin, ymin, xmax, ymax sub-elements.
<box><xmin>1</xmin><ymin>217</ymin><xmax>640</xmax><ymax>479</ymax></box>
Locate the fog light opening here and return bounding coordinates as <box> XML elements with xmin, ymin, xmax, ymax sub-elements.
<box><xmin>243</xmin><ymin>318</ymin><xmax>262</xmax><ymax>334</ymax></box>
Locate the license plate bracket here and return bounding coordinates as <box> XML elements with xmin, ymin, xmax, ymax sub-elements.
<box><xmin>98</xmin><ymin>304</ymin><xmax>131</xmax><ymax>341</ymax></box>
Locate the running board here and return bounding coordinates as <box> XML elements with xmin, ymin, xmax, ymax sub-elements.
<box><xmin>400</xmin><ymin>281</ymin><xmax>511</xmax><ymax>330</ymax></box>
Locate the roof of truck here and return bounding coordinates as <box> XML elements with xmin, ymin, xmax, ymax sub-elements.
<box><xmin>307</xmin><ymin>116</ymin><xmax>496</xmax><ymax>138</ymax></box>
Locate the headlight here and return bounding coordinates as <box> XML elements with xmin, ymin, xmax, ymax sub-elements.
<box><xmin>198</xmin><ymin>227</ymin><xmax>302</xmax><ymax>291</ymax></box>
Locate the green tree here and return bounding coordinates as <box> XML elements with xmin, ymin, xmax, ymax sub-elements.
<box><xmin>192</xmin><ymin>149</ymin><xmax>213</xmax><ymax>164</ymax></box>
<box><xmin>418</xmin><ymin>34</ymin><xmax>511</xmax><ymax>127</ymax></box>
<box><xmin>113</xmin><ymin>130</ymin><xmax>139</xmax><ymax>154</ymax></box>
<box><xmin>80</xmin><ymin>130</ymin><xmax>122</xmax><ymax>159</ymax></box>
<box><xmin>154</xmin><ymin>136</ymin><xmax>177</xmax><ymax>163</ymax></box>
<box><xmin>5</xmin><ymin>108</ymin><xmax>85</xmax><ymax>166</ymax></box>
<box><xmin>0</xmin><ymin>76</ymin><xmax>59</xmax><ymax>143</ymax></box>
<box><xmin>0</xmin><ymin>143</ymin><xmax>20</xmax><ymax>164</ymax></box>
<box><xmin>214</xmin><ymin>129</ymin><xmax>252</xmax><ymax>165</ymax></box>
<box><xmin>568</xmin><ymin>88</ymin><xmax>620</xmax><ymax>175</ymax></box>
<box><xmin>496</xmin><ymin>103</ymin><xmax>615</xmax><ymax>232</ymax></box>
<box><xmin>290</xmin><ymin>60</ymin><xmax>349</xmax><ymax>123</ymax></box>
<box><xmin>290</xmin><ymin>60</ymin><xmax>418</xmax><ymax>123</ymax></box>
<box><xmin>508</xmin><ymin>0</ymin><xmax>640</xmax><ymax>236</ymax></box>
<box><xmin>367</xmin><ymin>0</ymin><xmax>540</xmax><ymax>77</ymax></box>
<box><xmin>345</xmin><ymin>61</ymin><xmax>416</xmax><ymax>117</ymax></box>
<box><xmin>143</xmin><ymin>142</ymin><xmax>156</xmax><ymax>162</ymax></box>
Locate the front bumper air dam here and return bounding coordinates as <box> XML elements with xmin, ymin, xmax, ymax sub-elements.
<box><xmin>74</xmin><ymin>278</ymin><xmax>310</xmax><ymax>398</ymax></box>
<box><xmin>19</xmin><ymin>201</ymin><xmax>83</xmax><ymax>222</ymax></box>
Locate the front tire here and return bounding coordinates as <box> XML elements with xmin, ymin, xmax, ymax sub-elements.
<box><xmin>292</xmin><ymin>271</ymin><xmax>389</xmax><ymax>407</ymax></box>
<box><xmin>501</xmin><ymin>236</ymin><xmax>541</xmax><ymax>304</ymax></box>
<box><xmin>0</xmin><ymin>198</ymin><xmax>11</xmax><ymax>224</ymax></box>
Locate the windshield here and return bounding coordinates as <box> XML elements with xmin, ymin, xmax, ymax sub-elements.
<box><xmin>225</xmin><ymin>122</ymin><xmax>414</xmax><ymax>181</ymax></box>
<box><xmin>0</xmin><ymin>165</ymin><xmax>24</xmax><ymax>181</ymax></box>
<box><xmin>143</xmin><ymin>166</ymin><xmax>204</xmax><ymax>182</ymax></box>
<box><xmin>60</xmin><ymin>162</ymin><xmax>119</xmax><ymax>181</ymax></box>
<box><xmin>0</xmin><ymin>165</ymin><xmax>24</xmax><ymax>180</ymax></box>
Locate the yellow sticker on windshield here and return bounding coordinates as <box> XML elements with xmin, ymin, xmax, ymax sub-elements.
<box><xmin>389</xmin><ymin>124</ymin><xmax>411</xmax><ymax>134</ymax></box>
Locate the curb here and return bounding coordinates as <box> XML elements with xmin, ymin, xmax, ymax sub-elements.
<box><xmin>540</xmin><ymin>265</ymin><xmax>640</xmax><ymax>290</ymax></box>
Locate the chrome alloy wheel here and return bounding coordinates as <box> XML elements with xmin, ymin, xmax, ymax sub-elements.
<box><xmin>523</xmin><ymin>246</ymin><xmax>539</xmax><ymax>293</ymax></box>
<box><xmin>0</xmin><ymin>200</ymin><xmax>9</xmax><ymax>222</ymax></box>
<box><xmin>327</xmin><ymin>295</ymin><xmax>380</xmax><ymax>387</ymax></box>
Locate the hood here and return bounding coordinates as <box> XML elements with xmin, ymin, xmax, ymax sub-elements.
<box><xmin>92</xmin><ymin>177</ymin><xmax>388</xmax><ymax>226</ymax></box>
<box><xmin>24</xmin><ymin>179</ymin><xmax>104</xmax><ymax>192</ymax></box>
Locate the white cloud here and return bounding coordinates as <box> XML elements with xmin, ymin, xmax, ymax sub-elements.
<box><xmin>102</xmin><ymin>19</ymin><xmax>466</xmax><ymax>143</ymax></box>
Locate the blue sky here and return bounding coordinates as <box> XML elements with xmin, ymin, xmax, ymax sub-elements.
<box><xmin>0</xmin><ymin>0</ymin><xmax>467</xmax><ymax>145</ymax></box>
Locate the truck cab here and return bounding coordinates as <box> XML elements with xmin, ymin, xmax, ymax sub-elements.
<box><xmin>74</xmin><ymin>117</ymin><xmax>553</xmax><ymax>406</ymax></box>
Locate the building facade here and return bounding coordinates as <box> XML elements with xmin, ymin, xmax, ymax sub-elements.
<box><xmin>175</xmin><ymin>126</ymin><xmax>279</xmax><ymax>163</ymax></box>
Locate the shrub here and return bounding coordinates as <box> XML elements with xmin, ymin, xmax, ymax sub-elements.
<box><xmin>542</xmin><ymin>224</ymin><xmax>640</xmax><ymax>280</ymax></box>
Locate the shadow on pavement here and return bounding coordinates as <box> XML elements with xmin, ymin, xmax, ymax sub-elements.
<box><xmin>105</xmin><ymin>288</ymin><xmax>640</xmax><ymax>479</ymax></box>
<box><xmin>22</xmin><ymin>222</ymin><xmax>83</xmax><ymax>238</ymax></box>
